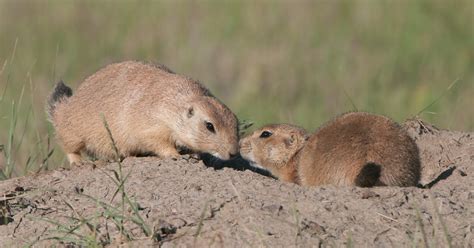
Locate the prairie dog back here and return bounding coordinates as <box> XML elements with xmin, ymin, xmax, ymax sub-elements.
<box><xmin>48</xmin><ymin>61</ymin><xmax>239</xmax><ymax>164</ymax></box>
<box><xmin>298</xmin><ymin>112</ymin><xmax>420</xmax><ymax>187</ymax></box>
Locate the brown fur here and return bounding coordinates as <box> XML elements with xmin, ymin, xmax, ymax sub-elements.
<box><xmin>48</xmin><ymin>61</ymin><xmax>239</xmax><ymax>164</ymax></box>
<box><xmin>240</xmin><ymin>112</ymin><xmax>421</xmax><ymax>187</ymax></box>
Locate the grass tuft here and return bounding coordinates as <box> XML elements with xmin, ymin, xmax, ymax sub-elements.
<box><xmin>100</xmin><ymin>113</ymin><xmax>152</xmax><ymax>237</ymax></box>
<box><xmin>29</xmin><ymin>114</ymin><xmax>152</xmax><ymax>246</ymax></box>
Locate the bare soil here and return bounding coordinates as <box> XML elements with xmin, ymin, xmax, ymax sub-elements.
<box><xmin>0</xmin><ymin>119</ymin><xmax>472</xmax><ymax>247</ymax></box>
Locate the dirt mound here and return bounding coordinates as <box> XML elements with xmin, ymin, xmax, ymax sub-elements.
<box><xmin>0</xmin><ymin>119</ymin><xmax>472</xmax><ymax>247</ymax></box>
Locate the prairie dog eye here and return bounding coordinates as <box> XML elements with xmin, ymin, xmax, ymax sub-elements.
<box><xmin>259</xmin><ymin>131</ymin><xmax>272</xmax><ymax>138</ymax></box>
<box><xmin>205</xmin><ymin>121</ymin><xmax>215</xmax><ymax>133</ymax></box>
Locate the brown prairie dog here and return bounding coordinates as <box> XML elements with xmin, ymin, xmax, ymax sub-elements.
<box><xmin>240</xmin><ymin>112</ymin><xmax>421</xmax><ymax>187</ymax></box>
<box><xmin>47</xmin><ymin>61</ymin><xmax>239</xmax><ymax>164</ymax></box>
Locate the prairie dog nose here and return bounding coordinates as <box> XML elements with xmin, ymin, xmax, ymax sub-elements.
<box><xmin>229</xmin><ymin>152</ymin><xmax>239</xmax><ymax>159</ymax></box>
<box><xmin>239</xmin><ymin>138</ymin><xmax>247</xmax><ymax>148</ymax></box>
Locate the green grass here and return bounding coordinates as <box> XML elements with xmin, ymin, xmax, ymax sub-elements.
<box><xmin>0</xmin><ymin>0</ymin><xmax>473</xmax><ymax>178</ymax></box>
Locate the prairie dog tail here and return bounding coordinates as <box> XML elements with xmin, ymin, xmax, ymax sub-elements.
<box><xmin>47</xmin><ymin>80</ymin><xmax>73</xmax><ymax>122</ymax></box>
<box><xmin>354</xmin><ymin>162</ymin><xmax>383</xmax><ymax>187</ymax></box>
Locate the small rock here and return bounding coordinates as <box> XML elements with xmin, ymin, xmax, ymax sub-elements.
<box><xmin>14</xmin><ymin>186</ymin><xmax>24</xmax><ymax>192</ymax></box>
<box><xmin>74</xmin><ymin>186</ymin><xmax>84</xmax><ymax>194</ymax></box>
<box><xmin>93</xmin><ymin>160</ymin><xmax>108</xmax><ymax>168</ymax></box>
<box><xmin>51</xmin><ymin>170</ymin><xmax>67</xmax><ymax>180</ymax></box>
<box><xmin>158</xmin><ymin>219</ymin><xmax>176</xmax><ymax>235</ymax></box>
<box><xmin>301</xmin><ymin>219</ymin><xmax>325</xmax><ymax>236</ymax></box>
<box><xmin>169</xmin><ymin>218</ymin><xmax>187</xmax><ymax>229</ymax></box>
<box><xmin>261</xmin><ymin>204</ymin><xmax>283</xmax><ymax>214</ymax></box>
<box><xmin>461</xmin><ymin>191</ymin><xmax>473</xmax><ymax>200</ymax></box>
<box><xmin>458</xmin><ymin>170</ymin><xmax>467</xmax><ymax>176</ymax></box>
<box><xmin>153</xmin><ymin>219</ymin><xmax>177</xmax><ymax>242</ymax></box>
<box><xmin>361</xmin><ymin>190</ymin><xmax>379</xmax><ymax>199</ymax></box>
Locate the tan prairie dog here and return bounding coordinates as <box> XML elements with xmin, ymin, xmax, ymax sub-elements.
<box><xmin>240</xmin><ymin>112</ymin><xmax>421</xmax><ymax>187</ymax></box>
<box><xmin>47</xmin><ymin>61</ymin><xmax>239</xmax><ymax>164</ymax></box>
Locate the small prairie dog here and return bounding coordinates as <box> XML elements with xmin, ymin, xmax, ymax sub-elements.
<box><xmin>47</xmin><ymin>61</ymin><xmax>239</xmax><ymax>164</ymax></box>
<box><xmin>240</xmin><ymin>112</ymin><xmax>421</xmax><ymax>187</ymax></box>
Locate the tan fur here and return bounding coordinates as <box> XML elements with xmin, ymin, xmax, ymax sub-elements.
<box><xmin>48</xmin><ymin>61</ymin><xmax>239</xmax><ymax>164</ymax></box>
<box><xmin>240</xmin><ymin>112</ymin><xmax>421</xmax><ymax>187</ymax></box>
<box><xmin>239</xmin><ymin>124</ymin><xmax>309</xmax><ymax>183</ymax></box>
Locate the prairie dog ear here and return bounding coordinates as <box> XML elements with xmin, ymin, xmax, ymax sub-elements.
<box><xmin>284</xmin><ymin>132</ymin><xmax>305</xmax><ymax>148</ymax></box>
<box><xmin>187</xmin><ymin>106</ymin><xmax>194</xmax><ymax>118</ymax></box>
<box><xmin>284</xmin><ymin>133</ymin><xmax>297</xmax><ymax>148</ymax></box>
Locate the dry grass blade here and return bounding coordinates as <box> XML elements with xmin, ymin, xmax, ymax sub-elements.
<box><xmin>100</xmin><ymin>113</ymin><xmax>126</xmax><ymax>237</ymax></box>
<box><xmin>194</xmin><ymin>199</ymin><xmax>210</xmax><ymax>238</ymax></box>
<box><xmin>239</xmin><ymin>119</ymin><xmax>254</xmax><ymax>137</ymax></box>
<box><xmin>27</xmin><ymin>215</ymin><xmax>102</xmax><ymax>247</ymax></box>
<box><xmin>429</xmin><ymin>193</ymin><xmax>453</xmax><ymax>248</ymax></box>
<box><xmin>110</xmin><ymin>168</ymin><xmax>133</xmax><ymax>203</ymax></box>
<box><xmin>0</xmin><ymin>59</ymin><xmax>7</xmax><ymax>77</ymax></box>
<box><xmin>376</xmin><ymin>212</ymin><xmax>400</xmax><ymax>223</ymax></box>
<box><xmin>100</xmin><ymin>114</ymin><xmax>121</xmax><ymax>161</ymax></box>
<box><xmin>9</xmin><ymin>38</ymin><xmax>18</xmax><ymax>65</ymax></box>
<box><xmin>62</xmin><ymin>199</ymin><xmax>96</xmax><ymax>233</ymax></box>
<box><xmin>343</xmin><ymin>88</ymin><xmax>358</xmax><ymax>111</ymax></box>
<box><xmin>416</xmin><ymin>78</ymin><xmax>461</xmax><ymax>116</ymax></box>
<box><xmin>346</xmin><ymin>232</ymin><xmax>354</xmax><ymax>248</ymax></box>
<box><xmin>290</xmin><ymin>203</ymin><xmax>301</xmax><ymax>246</ymax></box>
<box><xmin>414</xmin><ymin>206</ymin><xmax>430</xmax><ymax>248</ymax></box>
<box><xmin>5</xmin><ymin>100</ymin><xmax>18</xmax><ymax>178</ymax></box>
<box><xmin>0</xmin><ymin>59</ymin><xmax>8</xmax><ymax>103</ymax></box>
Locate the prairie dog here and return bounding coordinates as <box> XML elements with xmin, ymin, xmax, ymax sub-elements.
<box><xmin>47</xmin><ymin>61</ymin><xmax>239</xmax><ymax>164</ymax></box>
<box><xmin>240</xmin><ymin>112</ymin><xmax>421</xmax><ymax>187</ymax></box>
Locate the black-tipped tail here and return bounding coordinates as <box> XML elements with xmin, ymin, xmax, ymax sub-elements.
<box><xmin>47</xmin><ymin>80</ymin><xmax>73</xmax><ymax>121</ymax></box>
<box><xmin>355</xmin><ymin>162</ymin><xmax>382</xmax><ymax>187</ymax></box>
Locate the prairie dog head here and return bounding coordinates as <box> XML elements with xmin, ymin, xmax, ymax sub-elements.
<box><xmin>178</xmin><ymin>96</ymin><xmax>239</xmax><ymax>160</ymax></box>
<box><xmin>239</xmin><ymin>124</ymin><xmax>309</xmax><ymax>178</ymax></box>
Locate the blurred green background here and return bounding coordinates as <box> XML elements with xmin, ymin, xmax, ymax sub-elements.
<box><xmin>0</xmin><ymin>0</ymin><xmax>473</xmax><ymax>178</ymax></box>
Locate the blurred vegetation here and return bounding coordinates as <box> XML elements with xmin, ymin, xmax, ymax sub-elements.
<box><xmin>0</xmin><ymin>0</ymin><xmax>472</xmax><ymax>178</ymax></box>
